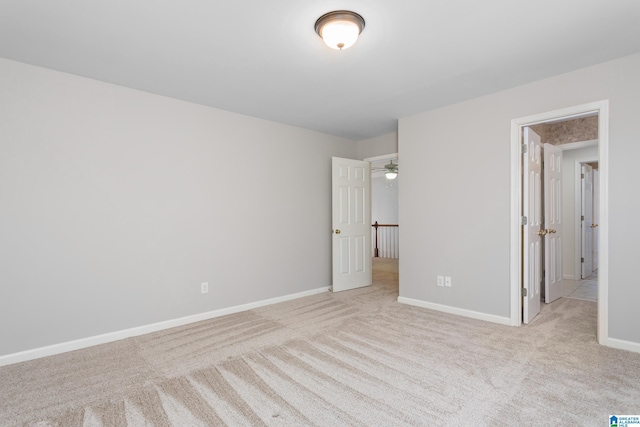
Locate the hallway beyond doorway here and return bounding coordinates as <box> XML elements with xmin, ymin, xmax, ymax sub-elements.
<box><xmin>560</xmin><ymin>272</ymin><xmax>598</xmax><ymax>302</ymax></box>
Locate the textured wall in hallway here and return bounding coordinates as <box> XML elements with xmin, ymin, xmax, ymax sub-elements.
<box><xmin>529</xmin><ymin>116</ymin><xmax>598</xmax><ymax>145</ymax></box>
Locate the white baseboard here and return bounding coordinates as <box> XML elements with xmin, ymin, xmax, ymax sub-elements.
<box><xmin>0</xmin><ymin>286</ymin><xmax>330</xmax><ymax>367</ymax></box>
<box><xmin>563</xmin><ymin>274</ymin><xmax>577</xmax><ymax>280</ymax></box>
<box><xmin>606</xmin><ymin>337</ymin><xmax>640</xmax><ymax>354</ymax></box>
<box><xmin>397</xmin><ymin>296</ymin><xmax>513</xmax><ymax>326</ymax></box>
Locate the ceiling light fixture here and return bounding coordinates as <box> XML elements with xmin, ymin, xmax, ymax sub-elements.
<box><xmin>384</xmin><ymin>160</ymin><xmax>398</xmax><ymax>180</ymax></box>
<box><xmin>315</xmin><ymin>10</ymin><xmax>365</xmax><ymax>50</ymax></box>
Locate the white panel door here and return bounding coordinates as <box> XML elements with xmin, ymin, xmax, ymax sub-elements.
<box><xmin>581</xmin><ymin>165</ymin><xmax>594</xmax><ymax>278</ymax></box>
<box><xmin>523</xmin><ymin>128</ymin><xmax>542</xmax><ymax>323</ymax></box>
<box><xmin>593</xmin><ymin>169</ymin><xmax>599</xmax><ymax>270</ymax></box>
<box><xmin>332</xmin><ymin>157</ymin><xmax>372</xmax><ymax>292</ymax></box>
<box><xmin>543</xmin><ymin>143</ymin><xmax>563</xmax><ymax>303</ymax></box>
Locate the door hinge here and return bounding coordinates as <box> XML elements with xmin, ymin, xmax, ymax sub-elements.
<box><xmin>581</xmin><ymin>257</ymin><xmax>584</xmax><ymax>263</ymax></box>
<box><xmin>522</xmin><ymin>287</ymin><xmax>528</xmax><ymax>297</ymax></box>
<box><xmin>581</xmin><ymin>215</ymin><xmax>584</xmax><ymax>221</ymax></box>
<box><xmin>581</xmin><ymin>173</ymin><xmax>585</xmax><ymax>179</ymax></box>
<box><xmin>521</xmin><ymin>216</ymin><xmax>528</xmax><ymax>225</ymax></box>
<box><xmin>521</xmin><ymin>144</ymin><xmax>528</xmax><ymax>154</ymax></box>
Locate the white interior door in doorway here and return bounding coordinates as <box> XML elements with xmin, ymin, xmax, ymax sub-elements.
<box><xmin>543</xmin><ymin>143</ymin><xmax>563</xmax><ymax>303</ymax></box>
<box><xmin>593</xmin><ymin>169</ymin><xmax>600</xmax><ymax>269</ymax></box>
<box><xmin>523</xmin><ymin>127</ymin><xmax>542</xmax><ymax>323</ymax></box>
<box><xmin>581</xmin><ymin>164</ymin><xmax>594</xmax><ymax>278</ymax></box>
<box><xmin>331</xmin><ymin>157</ymin><xmax>372</xmax><ymax>292</ymax></box>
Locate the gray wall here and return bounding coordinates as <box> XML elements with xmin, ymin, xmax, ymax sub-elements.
<box><xmin>357</xmin><ymin>132</ymin><xmax>398</xmax><ymax>160</ymax></box>
<box><xmin>399</xmin><ymin>52</ymin><xmax>640</xmax><ymax>345</ymax></box>
<box><xmin>0</xmin><ymin>58</ymin><xmax>356</xmax><ymax>356</ymax></box>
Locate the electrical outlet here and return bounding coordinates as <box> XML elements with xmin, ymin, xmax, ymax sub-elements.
<box><xmin>445</xmin><ymin>276</ymin><xmax>452</xmax><ymax>287</ymax></box>
<box><xmin>201</xmin><ymin>282</ymin><xmax>209</xmax><ymax>294</ymax></box>
<box><xmin>437</xmin><ymin>276</ymin><xmax>444</xmax><ymax>287</ymax></box>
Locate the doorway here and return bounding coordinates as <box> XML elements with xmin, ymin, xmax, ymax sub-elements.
<box><xmin>510</xmin><ymin>101</ymin><xmax>609</xmax><ymax>344</ymax></box>
<box><xmin>551</xmin><ymin>149</ymin><xmax>600</xmax><ymax>302</ymax></box>
<box><xmin>365</xmin><ymin>153</ymin><xmax>399</xmax><ymax>260</ymax></box>
<box><xmin>365</xmin><ymin>153</ymin><xmax>399</xmax><ymax>296</ymax></box>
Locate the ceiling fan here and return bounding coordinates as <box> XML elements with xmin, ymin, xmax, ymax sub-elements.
<box><xmin>371</xmin><ymin>160</ymin><xmax>398</xmax><ymax>180</ymax></box>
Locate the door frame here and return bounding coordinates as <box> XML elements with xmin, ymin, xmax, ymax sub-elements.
<box><xmin>509</xmin><ymin>100</ymin><xmax>609</xmax><ymax>345</ymax></box>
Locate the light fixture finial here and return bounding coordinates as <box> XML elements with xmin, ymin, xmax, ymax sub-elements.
<box><xmin>315</xmin><ymin>10</ymin><xmax>365</xmax><ymax>50</ymax></box>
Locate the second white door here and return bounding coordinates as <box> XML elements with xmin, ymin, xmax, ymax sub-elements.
<box><xmin>543</xmin><ymin>143</ymin><xmax>563</xmax><ymax>303</ymax></box>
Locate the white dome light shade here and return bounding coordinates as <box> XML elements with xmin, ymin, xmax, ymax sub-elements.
<box><xmin>385</xmin><ymin>170</ymin><xmax>398</xmax><ymax>180</ymax></box>
<box><xmin>315</xmin><ymin>11</ymin><xmax>365</xmax><ymax>50</ymax></box>
<box><xmin>320</xmin><ymin>20</ymin><xmax>360</xmax><ymax>50</ymax></box>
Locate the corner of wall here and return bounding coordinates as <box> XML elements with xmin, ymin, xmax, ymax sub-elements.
<box><xmin>356</xmin><ymin>132</ymin><xmax>398</xmax><ymax>160</ymax></box>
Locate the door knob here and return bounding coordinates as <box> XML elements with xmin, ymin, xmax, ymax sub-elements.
<box><xmin>537</xmin><ymin>229</ymin><xmax>547</xmax><ymax>236</ymax></box>
<box><xmin>335</xmin><ymin>229</ymin><xmax>341</xmax><ymax>234</ymax></box>
<box><xmin>548</xmin><ymin>229</ymin><xmax>557</xmax><ymax>234</ymax></box>
<box><xmin>591</xmin><ymin>224</ymin><xmax>598</xmax><ymax>228</ymax></box>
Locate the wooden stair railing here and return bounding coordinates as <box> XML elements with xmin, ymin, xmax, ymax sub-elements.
<box><xmin>372</xmin><ymin>221</ymin><xmax>399</xmax><ymax>258</ymax></box>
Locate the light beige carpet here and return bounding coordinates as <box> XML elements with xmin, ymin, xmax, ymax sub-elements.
<box><xmin>1</xmin><ymin>258</ymin><xmax>639</xmax><ymax>426</ymax></box>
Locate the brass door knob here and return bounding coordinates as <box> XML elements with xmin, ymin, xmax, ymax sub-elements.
<box><xmin>548</xmin><ymin>229</ymin><xmax>557</xmax><ymax>234</ymax></box>
<box><xmin>537</xmin><ymin>229</ymin><xmax>547</xmax><ymax>236</ymax></box>
<box><xmin>335</xmin><ymin>229</ymin><xmax>341</xmax><ymax>234</ymax></box>
<box><xmin>591</xmin><ymin>224</ymin><xmax>598</xmax><ymax>228</ymax></box>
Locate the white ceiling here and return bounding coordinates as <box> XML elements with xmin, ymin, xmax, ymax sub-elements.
<box><xmin>1</xmin><ymin>1</ymin><xmax>639</xmax><ymax>140</ymax></box>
